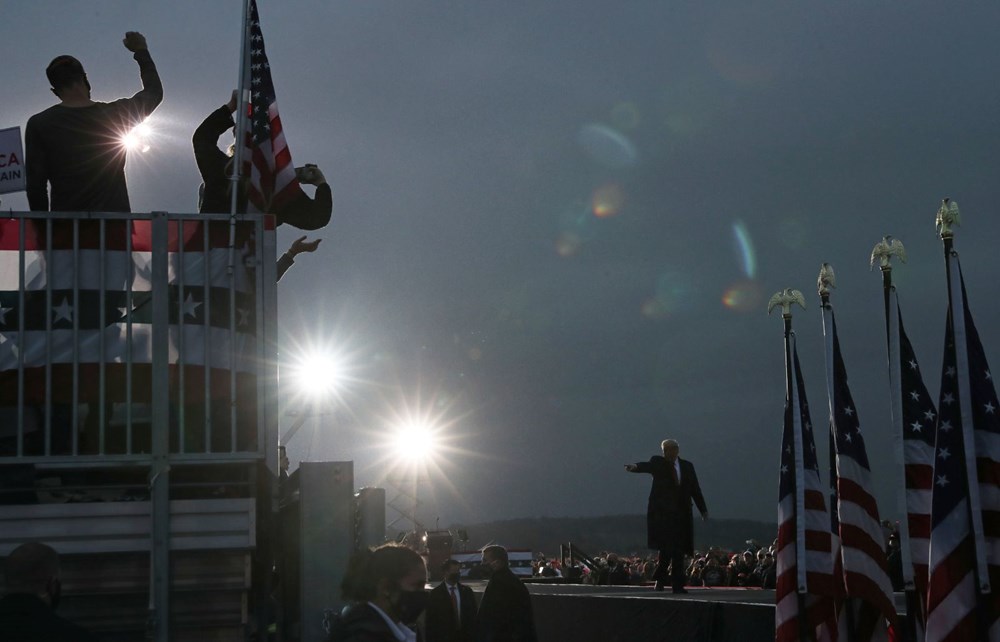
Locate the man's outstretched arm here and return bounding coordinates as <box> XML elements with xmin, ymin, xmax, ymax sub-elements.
<box><xmin>119</xmin><ymin>31</ymin><xmax>163</xmax><ymax>121</ymax></box>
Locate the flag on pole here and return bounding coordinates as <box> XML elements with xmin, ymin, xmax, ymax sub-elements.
<box><xmin>824</xmin><ymin>308</ymin><xmax>898</xmax><ymax>640</ymax></box>
<box><xmin>776</xmin><ymin>335</ymin><xmax>839</xmax><ymax>642</ymax></box>
<box><xmin>926</xmin><ymin>256</ymin><xmax>1000</xmax><ymax>642</ymax></box>
<box><xmin>889</xmin><ymin>293</ymin><xmax>936</xmax><ymax>604</ymax></box>
<box><xmin>242</xmin><ymin>0</ymin><xmax>299</xmax><ymax>214</ymax></box>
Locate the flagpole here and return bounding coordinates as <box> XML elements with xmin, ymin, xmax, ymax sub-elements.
<box><xmin>879</xmin><ymin>255</ymin><xmax>916</xmax><ymax>588</ymax></box>
<box><xmin>872</xmin><ymin>238</ymin><xmax>923</xmax><ymax>642</ymax></box>
<box><xmin>770</xmin><ymin>288</ymin><xmax>808</xmax><ymax>642</ymax></box>
<box><xmin>818</xmin><ymin>265</ymin><xmax>857</xmax><ymax>642</ymax></box>
<box><xmin>937</xmin><ymin>200</ymin><xmax>990</xmax><ymax>595</ymax></box>
<box><xmin>231</xmin><ymin>0</ymin><xmax>251</xmax><ymax>218</ymax></box>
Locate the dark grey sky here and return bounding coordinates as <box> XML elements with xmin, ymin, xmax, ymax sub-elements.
<box><xmin>4</xmin><ymin>2</ymin><xmax>1000</xmax><ymax>530</ymax></box>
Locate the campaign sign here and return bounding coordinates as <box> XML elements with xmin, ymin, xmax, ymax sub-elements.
<box><xmin>0</xmin><ymin>127</ymin><xmax>25</xmax><ymax>194</ymax></box>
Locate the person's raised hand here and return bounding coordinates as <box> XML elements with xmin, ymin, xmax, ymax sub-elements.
<box><xmin>123</xmin><ymin>32</ymin><xmax>148</xmax><ymax>52</ymax></box>
<box><xmin>227</xmin><ymin>90</ymin><xmax>238</xmax><ymax>113</ymax></box>
<box><xmin>290</xmin><ymin>236</ymin><xmax>322</xmax><ymax>256</ymax></box>
<box><xmin>624</xmin><ymin>464</ymin><xmax>637</xmax><ymax>472</ymax></box>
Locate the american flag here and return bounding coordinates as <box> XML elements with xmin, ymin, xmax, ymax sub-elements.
<box><xmin>776</xmin><ymin>333</ymin><xmax>839</xmax><ymax>642</ymax></box>
<box><xmin>888</xmin><ymin>290</ymin><xmax>936</xmax><ymax>609</ymax></box>
<box><xmin>824</xmin><ymin>308</ymin><xmax>898</xmax><ymax>640</ymax></box>
<box><xmin>242</xmin><ymin>0</ymin><xmax>299</xmax><ymax>214</ymax></box>
<box><xmin>926</xmin><ymin>256</ymin><xmax>1000</xmax><ymax>642</ymax></box>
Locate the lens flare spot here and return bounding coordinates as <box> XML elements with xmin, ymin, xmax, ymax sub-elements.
<box><xmin>778</xmin><ymin>217</ymin><xmax>807</xmax><ymax>250</ymax></box>
<box><xmin>556</xmin><ymin>231</ymin><xmax>582</xmax><ymax>257</ymax></box>
<box><xmin>705</xmin><ymin>12</ymin><xmax>781</xmax><ymax>85</ymax></box>
<box><xmin>731</xmin><ymin>220</ymin><xmax>756</xmax><ymax>278</ymax></box>
<box><xmin>121</xmin><ymin>120</ymin><xmax>154</xmax><ymax>153</ymax></box>
<box><xmin>577</xmin><ymin>123</ymin><xmax>638</xmax><ymax>168</ymax></box>
<box><xmin>592</xmin><ymin>184</ymin><xmax>625</xmax><ymax>218</ymax></box>
<box><xmin>642</xmin><ymin>270</ymin><xmax>695</xmax><ymax>319</ymax></box>
<box><xmin>722</xmin><ymin>280</ymin><xmax>763</xmax><ymax>312</ymax></box>
<box><xmin>610</xmin><ymin>102</ymin><xmax>640</xmax><ymax>130</ymax></box>
<box><xmin>641</xmin><ymin>297</ymin><xmax>671</xmax><ymax>319</ymax></box>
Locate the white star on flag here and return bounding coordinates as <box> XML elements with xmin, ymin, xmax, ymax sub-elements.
<box><xmin>182</xmin><ymin>293</ymin><xmax>201</xmax><ymax>319</ymax></box>
<box><xmin>53</xmin><ymin>297</ymin><xmax>73</xmax><ymax>323</ymax></box>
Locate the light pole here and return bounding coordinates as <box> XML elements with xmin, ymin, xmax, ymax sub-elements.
<box><xmin>281</xmin><ymin>351</ymin><xmax>344</xmax><ymax>449</ymax></box>
<box><xmin>385</xmin><ymin>420</ymin><xmax>437</xmax><ymax>539</ymax></box>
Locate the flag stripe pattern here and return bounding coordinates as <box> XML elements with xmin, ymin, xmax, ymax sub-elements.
<box><xmin>243</xmin><ymin>0</ymin><xmax>299</xmax><ymax>214</ymax></box>
<box><xmin>893</xmin><ymin>295</ymin><xmax>937</xmax><ymax>601</ymax></box>
<box><xmin>0</xmin><ymin>225</ymin><xmax>259</xmax><ymax>407</ymax></box>
<box><xmin>927</xmin><ymin>255</ymin><xmax>1000</xmax><ymax>642</ymax></box>
<box><xmin>777</xmin><ymin>335</ymin><xmax>838</xmax><ymax>642</ymax></box>
<box><xmin>827</xmin><ymin>311</ymin><xmax>898</xmax><ymax>639</ymax></box>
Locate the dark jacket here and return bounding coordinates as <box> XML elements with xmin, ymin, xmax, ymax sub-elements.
<box><xmin>326</xmin><ymin>602</ymin><xmax>401</xmax><ymax>642</ymax></box>
<box><xmin>475</xmin><ymin>568</ymin><xmax>537</xmax><ymax>642</ymax></box>
<box><xmin>629</xmin><ymin>456</ymin><xmax>707</xmax><ymax>554</ymax></box>
<box><xmin>25</xmin><ymin>50</ymin><xmax>163</xmax><ymax>214</ymax></box>
<box><xmin>193</xmin><ymin>106</ymin><xmax>332</xmax><ymax>230</ymax></box>
<box><xmin>425</xmin><ymin>581</ymin><xmax>476</xmax><ymax>642</ymax></box>
<box><xmin>0</xmin><ymin>593</ymin><xmax>100</xmax><ymax>642</ymax></box>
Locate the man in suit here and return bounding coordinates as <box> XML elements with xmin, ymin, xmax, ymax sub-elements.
<box><xmin>625</xmin><ymin>438</ymin><xmax>709</xmax><ymax>593</ymax></box>
<box><xmin>425</xmin><ymin>559</ymin><xmax>476</xmax><ymax>642</ymax></box>
<box><xmin>475</xmin><ymin>546</ymin><xmax>537</xmax><ymax>642</ymax></box>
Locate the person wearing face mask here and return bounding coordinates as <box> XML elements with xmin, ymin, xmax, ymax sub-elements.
<box><xmin>326</xmin><ymin>544</ymin><xmax>428</xmax><ymax>642</ymax></box>
<box><xmin>0</xmin><ymin>541</ymin><xmax>100</xmax><ymax>641</ymax></box>
<box><xmin>425</xmin><ymin>559</ymin><xmax>476</xmax><ymax>642</ymax></box>
<box><xmin>474</xmin><ymin>546</ymin><xmax>537</xmax><ymax>642</ymax></box>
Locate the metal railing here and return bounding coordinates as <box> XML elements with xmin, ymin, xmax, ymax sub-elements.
<box><xmin>0</xmin><ymin>210</ymin><xmax>279</xmax><ymax>466</ymax></box>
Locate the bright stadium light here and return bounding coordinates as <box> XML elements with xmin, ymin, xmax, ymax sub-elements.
<box><xmin>292</xmin><ymin>352</ymin><xmax>342</xmax><ymax>398</ymax></box>
<box><xmin>394</xmin><ymin>420</ymin><xmax>438</xmax><ymax>462</ymax></box>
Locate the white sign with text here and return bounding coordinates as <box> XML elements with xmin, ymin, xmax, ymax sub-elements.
<box><xmin>0</xmin><ymin>127</ymin><xmax>26</xmax><ymax>194</ymax></box>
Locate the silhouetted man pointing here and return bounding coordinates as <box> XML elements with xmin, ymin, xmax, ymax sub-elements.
<box><xmin>626</xmin><ymin>439</ymin><xmax>708</xmax><ymax>593</ymax></box>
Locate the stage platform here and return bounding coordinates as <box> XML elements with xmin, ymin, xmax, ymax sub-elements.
<box><xmin>463</xmin><ymin>582</ymin><xmax>912</xmax><ymax>642</ymax></box>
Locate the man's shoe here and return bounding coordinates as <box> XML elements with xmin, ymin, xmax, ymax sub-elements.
<box><xmin>653</xmin><ymin>581</ymin><xmax>665</xmax><ymax>591</ymax></box>
<box><xmin>672</xmin><ymin>587</ymin><xmax>688</xmax><ymax>594</ymax></box>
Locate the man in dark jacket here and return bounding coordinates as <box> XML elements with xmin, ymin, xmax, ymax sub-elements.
<box><xmin>0</xmin><ymin>542</ymin><xmax>100</xmax><ymax>641</ymax></box>
<box><xmin>475</xmin><ymin>546</ymin><xmax>536</xmax><ymax>642</ymax></box>
<box><xmin>625</xmin><ymin>438</ymin><xmax>709</xmax><ymax>593</ymax></box>
<box><xmin>25</xmin><ymin>32</ymin><xmax>163</xmax><ymax>215</ymax></box>
<box><xmin>193</xmin><ymin>92</ymin><xmax>331</xmax><ymax>230</ymax></box>
<box><xmin>425</xmin><ymin>559</ymin><xmax>476</xmax><ymax>642</ymax></box>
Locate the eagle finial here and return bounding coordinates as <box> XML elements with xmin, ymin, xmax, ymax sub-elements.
<box><xmin>817</xmin><ymin>263</ymin><xmax>836</xmax><ymax>297</ymax></box>
<box><xmin>870</xmin><ymin>235</ymin><xmax>907</xmax><ymax>271</ymax></box>
<box><xmin>935</xmin><ymin>198</ymin><xmax>961</xmax><ymax>239</ymax></box>
<box><xmin>767</xmin><ymin>288</ymin><xmax>806</xmax><ymax>318</ymax></box>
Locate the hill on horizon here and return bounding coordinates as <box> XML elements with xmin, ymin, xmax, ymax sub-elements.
<box><xmin>442</xmin><ymin>514</ymin><xmax>776</xmax><ymax>558</ymax></box>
